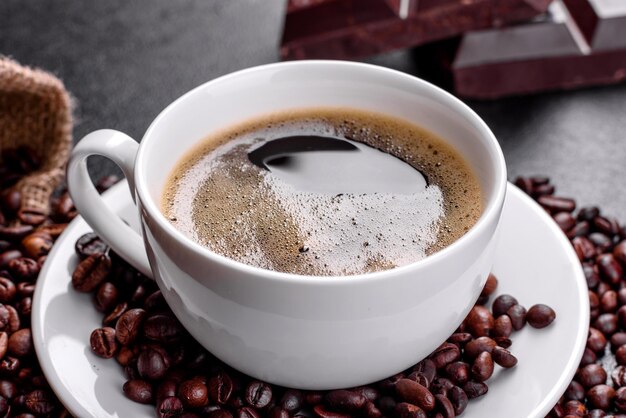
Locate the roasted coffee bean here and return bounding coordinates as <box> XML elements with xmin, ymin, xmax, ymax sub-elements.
<box><xmin>208</xmin><ymin>372</ymin><xmax>234</xmax><ymax>405</ymax></box>
<box><xmin>587</xmin><ymin>409</ymin><xmax>608</xmax><ymax>418</ymax></box>
<box><xmin>538</xmin><ymin>195</ymin><xmax>576</xmax><ymax>213</ymax></box>
<box><xmin>514</xmin><ymin>177</ymin><xmax>533</xmax><ymax>194</ymax></box>
<box><xmin>24</xmin><ymin>389</ymin><xmax>56</xmax><ymax>415</ymax></box>
<box><xmin>35</xmin><ymin>223</ymin><xmax>67</xmax><ymax>238</ymax></box>
<box><xmin>280</xmin><ymin>389</ymin><xmax>304</xmax><ymax>412</ymax></box>
<box><xmin>594</xmin><ymin>313</ymin><xmax>618</xmax><ymax>336</ymax></box>
<box><xmin>72</xmin><ymin>253</ymin><xmax>111</xmax><ymax>292</ymax></box>
<box><xmin>613</xmin><ymin>334</ymin><xmax>626</xmax><ymax>352</ymax></box>
<box><xmin>207</xmin><ymin>409</ymin><xmax>233</xmax><ymax>418</ymax></box>
<box><xmin>21</xmin><ymin>232</ymin><xmax>53</xmax><ymax>259</ymax></box>
<box><xmin>600</xmin><ymin>290</ymin><xmax>618</xmax><ymax>313</ymax></box>
<box><xmin>178</xmin><ymin>379</ymin><xmax>208</xmax><ymax>408</ymax></box>
<box><xmin>492</xmin><ymin>314</ymin><xmax>513</xmax><ymax>338</ymax></box>
<box><xmin>573</xmin><ymin>237</ymin><xmax>597</xmax><ymax>262</ymax></box>
<box><xmin>578</xmin><ymin>206</ymin><xmax>600</xmax><ymax>222</ymax></box>
<box><xmin>462</xmin><ymin>381</ymin><xmax>488</xmax><ymax>399</ymax></box>
<box><xmin>245</xmin><ymin>381</ymin><xmax>272</xmax><ymax>409</ymax></box>
<box><xmin>444</xmin><ymin>361</ymin><xmax>469</xmax><ymax>386</ymax></box>
<box><xmin>394</xmin><ymin>402</ymin><xmax>427</xmax><ymax>418</ymax></box>
<box><xmin>493</xmin><ymin>336</ymin><xmax>512</xmax><ymax>348</ymax></box>
<box><xmin>16</xmin><ymin>296</ymin><xmax>31</xmax><ymax>317</ymax></box>
<box><xmin>617</xmin><ymin>345</ymin><xmax>626</xmax><ymax>366</ymax></box>
<box><xmin>465</xmin><ymin>305</ymin><xmax>494</xmax><ymax>337</ymax></box>
<box><xmin>471</xmin><ymin>352</ymin><xmax>494</xmax><ymax>382</ymax></box>
<box><xmin>90</xmin><ymin>327</ymin><xmax>118</xmax><ymax>358</ymax></box>
<box><xmin>353</xmin><ymin>386</ymin><xmax>379</xmax><ymax>402</ymax></box>
<box><xmin>506</xmin><ymin>304</ymin><xmax>527</xmax><ymax>330</ymax></box>
<box><xmin>268</xmin><ymin>406</ymin><xmax>290</xmax><ymax>418</ymax></box>
<box><xmin>593</xmin><ymin>216</ymin><xmax>618</xmax><ymax>235</ymax></box>
<box><xmin>492</xmin><ymin>346</ymin><xmax>518</xmax><ymax>368</ymax></box>
<box><xmin>0</xmin><ymin>225</ymin><xmax>33</xmax><ymax>242</ymax></box>
<box><xmin>492</xmin><ymin>294</ymin><xmax>518</xmax><ymax>318</ymax></box>
<box><xmin>143</xmin><ymin>314</ymin><xmax>183</xmax><ymax>343</ymax></box>
<box><xmin>144</xmin><ymin>290</ymin><xmax>167</xmax><ymax>313</ymax></box>
<box><xmin>429</xmin><ymin>378</ymin><xmax>454</xmax><ymax>397</ymax></box>
<box><xmin>377</xmin><ymin>396</ymin><xmax>396</xmax><ymax>414</ymax></box>
<box><xmin>138</xmin><ymin>346</ymin><xmax>170</xmax><ymax>380</ymax></box>
<box><xmin>395</xmin><ymin>379</ymin><xmax>435</xmax><ymax>411</ymax></box>
<box><xmin>103</xmin><ymin>302</ymin><xmax>128</xmax><ymax>327</ymax></box>
<box><xmin>237</xmin><ymin>406</ymin><xmax>262</xmax><ymax>418</ymax></box>
<box><xmin>434</xmin><ymin>394</ymin><xmax>454</xmax><ymax>418</ymax></box>
<box><xmin>480</xmin><ymin>273</ymin><xmax>498</xmax><ymax>297</ymax></box>
<box><xmin>115</xmin><ymin>308</ymin><xmax>146</xmax><ymax>345</ymax></box>
<box><xmin>123</xmin><ymin>379</ymin><xmax>153</xmax><ymax>404</ymax></box>
<box><xmin>587</xmin><ymin>385</ymin><xmax>615</xmax><ymax>410</ymax></box>
<box><xmin>325</xmin><ymin>390</ymin><xmax>366</xmax><ymax>412</ymax></box>
<box><xmin>568</xmin><ymin>221</ymin><xmax>591</xmax><ymax>239</ymax></box>
<box><xmin>15</xmin><ymin>282</ymin><xmax>34</xmax><ymax>298</ymax></box>
<box><xmin>429</xmin><ymin>343</ymin><xmax>460</xmax><ymax>369</ymax></box>
<box><xmin>578</xmin><ymin>364</ymin><xmax>608</xmax><ymax>389</ymax></box>
<box><xmin>7</xmin><ymin>328</ymin><xmax>31</xmax><ymax>357</ymax></box>
<box><xmin>362</xmin><ymin>401</ymin><xmax>382</xmax><ymax>418</ymax></box>
<box><xmin>589</xmin><ymin>232</ymin><xmax>613</xmax><ymax>253</ymax></box>
<box><xmin>95</xmin><ymin>282</ymin><xmax>118</xmax><ymax>313</ymax></box>
<box><xmin>616</xmin><ymin>387</ymin><xmax>626</xmax><ymax>412</ymax></box>
<box><xmin>0</xmin><ymin>380</ymin><xmax>16</xmax><ymax>400</ymax></box>
<box><xmin>0</xmin><ymin>250</ymin><xmax>21</xmax><ymax>268</ymax></box>
<box><xmin>587</xmin><ymin>328</ymin><xmax>607</xmax><ymax>353</ymax></box>
<box><xmin>4</xmin><ymin>305</ymin><xmax>19</xmax><ymax>334</ymax></box>
<box><xmin>411</xmin><ymin>359</ymin><xmax>437</xmax><ymax>385</ymax></box>
<box><xmin>0</xmin><ymin>278</ymin><xmax>16</xmax><ymax>304</ymax></box>
<box><xmin>157</xmin><ymin>396</ymin><xmax>184</xmax><ymax>418</ymax></box>
<box><xmin>376</xmin><ymin>374</ymin><xmax>400</xmax><ymax>394</ymax></box>
<box><xmin>7</xmin><ymin>258</ymin><xmax>39</xmax><ymax>282</ymax></box>
<box><xmin>406</xmin><ymin>371</ymin><xmax>430</xmax><ymax>388</ymax></box>
<box><xmin>0</xmin><ymin>356</ymin><xmax>19</xmax><ymax>376</ymax></box>
<box><xmin>0</xmin><ymin>332</ymin><xmax>7</xmax><ymax>360</ymax></box>
<box><xmin>615</xmin><ymin>241</ymin><xmax>626</xmax><ymax>266</ymax></box>
<box><xmin>447</xmin><ymin>385</ymin><xmax>468</xmax><ymax>415</ymax></box>
<box><xmin>584</xmin><ymin>264</ymin><xmax>601</xmax><ymax>289</ymax></box>
<box><xmin>464</xmin><ymin>336</ymin><xmax>497</xmax><ymax>360</ymax></box>
<box><xmin>564</xmin><ymin>380</ymin><xmax>586</xmax><ymax>401</ymax></box>
<box><xmin>527</xmin><ymin>304</ymin><xmax>557</xmax><ymax>328</ymax></box>
<box><xmin>447</xmin><ymin>332</ymin><xmax>472</xmax><ymax>346</ymax></box>
<box><xmin>597</xmin><ymin>254</ymin><xmax>623</xmax><ymax>285</ymax></box>
<box><xmin>554</xmin><ymin>212</ymin><xmax>576</xmax><ymax>232</ymax></box>
<box><xmin>55</xmin><ymin>192</ymin><xmax>77</xmax><ymax>221</ymax></box>
<box><xmin>116</xmin><ymin>346</ymin><xmax>135</xmax><ymax>367</ymax></box>
<box><xmin>613</xmin><ymin>366</ymin><xmax>626</xmax><ymax>387</ymax></box>
<box><xmin>533</xmin><ymin>183</ymin><xmax>556</xmax><ymax>199</ymax></box>
<box><xmin>597</xmin><ymin>281</ymin><xmax>612</xmax><ymax>297</ymax></box>
<box><xmin>563</xmin><ymin>399</ymin><xmax>587</xmax><ymax>415</ymax></box>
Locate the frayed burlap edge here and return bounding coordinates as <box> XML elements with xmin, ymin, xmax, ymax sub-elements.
<box><xmin>0</xmin><ymin>56</ymin><xmax>72</xmax><ymax>220</ymax></box>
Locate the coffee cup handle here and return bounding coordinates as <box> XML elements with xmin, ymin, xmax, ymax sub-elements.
<box><xmin>67</xmin><ymin>129</ymin><xmax>153</xmax><ymax>278</ymax></box>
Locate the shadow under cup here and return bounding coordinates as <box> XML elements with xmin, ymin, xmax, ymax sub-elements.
<box><xmin>134</xmin><ymin>61</ymin><xmax>506</xmax><ymax>389</ymax></box>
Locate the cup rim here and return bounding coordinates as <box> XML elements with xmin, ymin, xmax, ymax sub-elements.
<box><xmin>134</xmin><ymin>60</ymin><xmax>507</xmax><ymax>284</ymax></box>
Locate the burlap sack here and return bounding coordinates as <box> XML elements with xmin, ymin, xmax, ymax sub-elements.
<box><xmin>0</xmin><ymin>57</ymin><xmax>72</xmax><ymax>223</ymax></box>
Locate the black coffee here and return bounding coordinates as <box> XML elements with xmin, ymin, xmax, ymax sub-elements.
<box><xmin>162</xmin><ymin>108</ymin><xmax>482</xmax><ymax>276</ymax></box>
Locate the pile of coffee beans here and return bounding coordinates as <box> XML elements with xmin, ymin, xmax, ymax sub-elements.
<box><xmin>514</xmin><ymin>176</ymin><xmax>626</xmax><ymax>418</ymax></box>
<box><xmin>1</xmin><ymin>148</ymin><xmax>618</xmax><ymax>418</ymax></box>
<box><xmin>0</xmin><ymin>145</ymin><xmax>105</xmax><ymax>417</ymax></box>
<box><xmin>75</xmin><ymin>203</ymin><xmax>556</xmax><ymax>415</ymax></box>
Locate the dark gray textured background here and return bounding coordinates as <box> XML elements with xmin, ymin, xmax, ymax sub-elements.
<box><xmin>2</xmin><ymin>0</ymin><xmax>625</xmax><ymax>218</ymax></box>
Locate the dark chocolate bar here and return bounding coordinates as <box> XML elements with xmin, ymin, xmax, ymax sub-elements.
<box><xmin>450</xmin><ymin>1</ymin><xmax>626</xmax><ymax>99</ymax></box>
<box><xmin>280</xmin><ymin>0</ymin><xmax>552</xmax><ymax>60</ymax></box>
<box><xmin>562</xmin><ymin>0</ymin><xmax>626</xmax><ymax>50</ymax></box>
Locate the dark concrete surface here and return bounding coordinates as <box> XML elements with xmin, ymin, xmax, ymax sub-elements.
<box><xmin>2</xmin><ymin>0</ymin><xmax>626</xmax><ymax>219</ymax></box>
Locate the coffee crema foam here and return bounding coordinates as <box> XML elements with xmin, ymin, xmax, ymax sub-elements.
<box><xmin>162</xmin><ymin>108</ymin><xmax>482</xmax><ymax>276</ymax></box>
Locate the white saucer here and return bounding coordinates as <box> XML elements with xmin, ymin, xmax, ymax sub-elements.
<box><xmin>32</xmin><ymin>181</ymin><xmax>588</xmax><ymax>418</ymax></box>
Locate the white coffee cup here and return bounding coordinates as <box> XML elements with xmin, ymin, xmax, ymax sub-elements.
<box><xmin>67</xmin><ymin>61</ymin><xmax>506</xmax><ymax>390</ymax></box>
